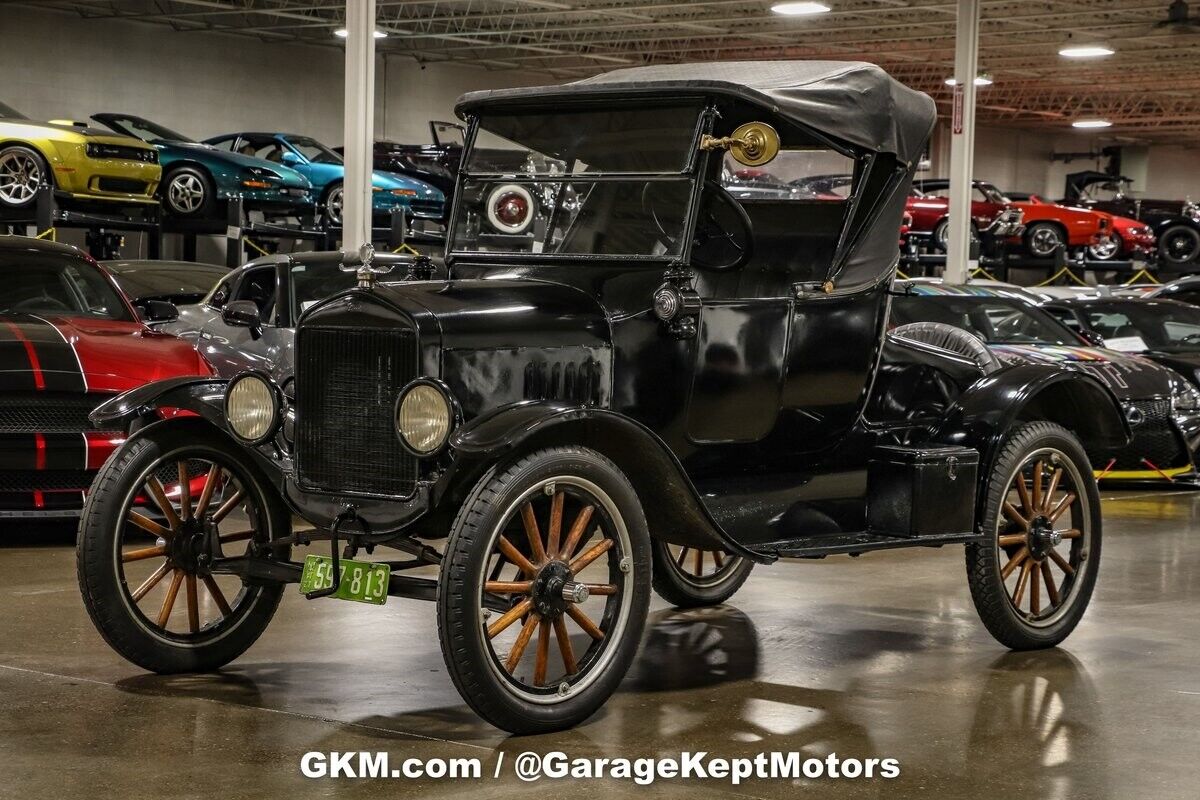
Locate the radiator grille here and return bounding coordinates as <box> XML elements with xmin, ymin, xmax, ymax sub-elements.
<box><xmin>96</xmin><ymin>177</ymin><xmax>151</xmax><ymax>194</ymax></box>
<box><xmin>0</xmin><ymin>470</ymin><xmax>92</xmax><ymax>492</ymax></box>
<box><xmin>0</xmin><ymin>393</ymin><xmax>116</xmax><ymax>433</ymax></box>
<box><xmin>295</xmin><ymin>326</ymin><xmax>418</xmax><ymax>497</ymax></box>
<box><xmin>1112</xmin><ymin>399</ymin><xmax>1186</xmax><ymax>470</ymax></box>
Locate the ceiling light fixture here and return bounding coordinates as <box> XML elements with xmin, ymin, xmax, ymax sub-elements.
<box><xmin>1059</xmin><ymin>44</ymin><xmax>1114</xmax><ymax>58</ymax></box>
<box><xmin>770</xmin><ymin>2</ymin><xmax>831</xmax><ymax>15</ymax></box>
<box><xmin>1072</xmin><ymin>119</ymin><xmax>1113</xmax><ymax>129</ymax></box>
<box><xmin>334</xmin><ymin>28</ymin><xmax>388</xmax><ymax>38</ymax></box>
<box><xmin>944</xmin><ymin>75</ymin><xmax>993</xmax><ymax>87</ymax></box>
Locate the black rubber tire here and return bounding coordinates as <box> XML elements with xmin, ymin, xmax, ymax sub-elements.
<box><xmin>965</xmin><ymin>421</ymin><xmax>1101</xmax><ymax>650</ymax></box>
<box><xmin>436</xmin><ymin>446</ymin><xmax>650</xmax><ymax>734</ymax></box>
<box><xmin>76</xmin><ymin>419</ymin><xmax>290</xmax><ymax>674</ymax></box>
<box><xmin>650</xmin><ymin>540</ymin><xmax>754</xmax><ymax>607</ymax></box>
<box><xmin>1159</xmin><ymin>224</ymin><xmax>1200</xmax><ymax>268</ymax></box>
<box><xmin>161</xmin><ymin>165</ymin><xmax>215</xmax><ymax>218</ymax></box>
<box><xmin>1024</xmin><ymin>221</ymin><xmax>1066</xmax><ymax>259</ymax></box>
<box><xmin>933</xmin><ymin>218</ymin><xmax>979</xmax><ymax>253</ymax></box>
<box><xmin>0</xmin><ymin>144</ymin><xmax>50</xmax><ymax>209</ymax></box>
<box><xmin>321</xmin><ymin>182</ymin><xmax>344</xmax><ymax>227</ymax></box>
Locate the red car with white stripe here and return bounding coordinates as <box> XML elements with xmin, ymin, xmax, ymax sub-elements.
<box><xmin>0</xmin><ymin>237</ymin><xmax>212</xmax><ymax>516</ymax></box>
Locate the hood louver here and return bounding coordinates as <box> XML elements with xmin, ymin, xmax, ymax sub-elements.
<box><xmin>524</xmin><ymin>359</ymin><xmax>602</xmax><ymax>405</ymax></box>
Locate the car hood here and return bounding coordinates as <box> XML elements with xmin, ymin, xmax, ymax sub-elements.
<box><xmin>0</xmin><ymin>314</ymin><xmax>207</xmax><ymax>393</ymax></box>
<box><xmin>989</xmin><ymin>343</ymin><xmax>1173</xmax><ymax>400</ymax></box>
<box><xmin>1140</xmin><ymin>350</ymin><xmax>1200</xmax><ymax>382</ymax></box>
<box><xmin>160</xmin><ymin>141</ymin><xmax>311</xmax><ymax>187</ymax></box>
<box><xmin>372</xmin><ymin>170</ymin><xmax>444</xmax><ymax>199</ymax></box>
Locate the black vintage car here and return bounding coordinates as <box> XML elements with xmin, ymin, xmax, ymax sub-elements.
<box><xmin>1064</xmin><ymin>170</ymin><xmax>1200</xmax><ymax>270</ymax></box>
<box><xmin>78</xmin><ymin>62</ymin><xmax>1128</xmax><ymax>734</ymax></box>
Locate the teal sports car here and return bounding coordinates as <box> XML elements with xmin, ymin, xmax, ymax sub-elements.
<box><xmin>91</xmin><ymin>113</ymin><xmax>314</xmax><ymax>219</ymax></box>
<box><xmin>203</xmin><ymin>131</ymin><xmax>445</xmax><ymax>227</ymax></box>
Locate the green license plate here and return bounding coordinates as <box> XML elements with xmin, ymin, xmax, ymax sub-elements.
<box><xmin>299</xmin><ymin>555</ymin><xmax>390</xmax><ymax>605</ymax></box>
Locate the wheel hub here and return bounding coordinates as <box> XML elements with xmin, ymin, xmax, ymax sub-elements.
<box><xmin>1027</xmin><ymin>515</ymin><xmax>1061</xmax><ymax>560</ymax></box>
<box><xmin>165</xmin><ymin>517</ymin><xmax>214</xmax><ymax>575</ymax></box>
<box><xmin>531</xmin><ymin>560</ymin><xmax>578</xmax><ymax>618</ymax></box>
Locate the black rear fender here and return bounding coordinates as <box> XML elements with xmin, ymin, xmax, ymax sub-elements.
<box><xmin>442</xmin><ymin>402</ymin><xmax>773</xmax><ymax>563</ymax></box>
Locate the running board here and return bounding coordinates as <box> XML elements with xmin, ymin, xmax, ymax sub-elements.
<box><xmin>751</xmin><ymin>530</ymin><xmax>984</xmax><ymax>559</ymax></box>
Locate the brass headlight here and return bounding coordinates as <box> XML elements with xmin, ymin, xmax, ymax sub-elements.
<box><xmin>225</xmin><ymin>373</ymin><xmax>280</xmax><ymax>444</ymax></box>
<box><xmin>395</xmin><ymin>381</ymin><xmax>452</xmax><ymax>455</ymax></box>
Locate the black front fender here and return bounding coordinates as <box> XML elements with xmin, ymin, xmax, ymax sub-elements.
<box><xmin>91</xmin><ymin>376</ymin><xmax>230</xmax><ymax>434</ymax></box>
<box><xmin>446</xmin><ymin>401</ymin><xmax>774</xmax><ymax>563</ymax></box>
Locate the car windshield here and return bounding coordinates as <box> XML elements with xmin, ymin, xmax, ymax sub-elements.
<box><xmin>287</xmin><ymin>136</ymin><xmax>342</xmax><ymax>165</ymax></box>
<box><xmin>290</xmin><ymin>262</ymin><xmax>358</xmax><ymax>319</ymax></box>
<box><xmin>890</xmin><ymin>295</ymin><xmax>1078</xmax><ymax>346</ymax></box>
<box><xmin>101</xmin><ymin>115</ymin><xmax>191</xmax><ymax>143</ymax></box>
<box><xmin>107</xmin><ymin>263</ymin><xmax>227</xmax><ymax>303</ymax></box>
<box><xmin>449</xmin><ymin>103</ymin><xmax>704</xmax><ymax>258</ymax></box>
<box><xmin>1079</xmin><ymin>302</ymin><xmax>1200</xmax><ymax>352</ymax></box>
<box><xmin>0</xmin><ymin>101</ymin><xmax>27</xmax><ymax>120</ymax></box>
<box><xmin>1</xmin><ymin>254</ymin><xmax>133</xmax><ymax>321</ymax></box>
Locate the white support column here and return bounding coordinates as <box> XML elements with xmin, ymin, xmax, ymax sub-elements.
<box><xmin>944</xmin><ymin>0</ymin><xmax>980</xmax><ymax>283</ymax></box>
<box><xmin>341</xmin><ymin>0</ymin><xmax>376</xmax><ymax>251</ymax></box>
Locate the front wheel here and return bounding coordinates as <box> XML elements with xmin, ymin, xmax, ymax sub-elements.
<box><xmin>650</xmin><ymin>540</ymin><xmax>753</xmax><ymax>607</ymax></box>
<box><xmin>1087</xmin><ymin>233</ymin><xmax>1122</xmax><ymax>261</ymax></box>
<box><xmin>1159</xmin><ymin>224</ymin><xmax>1200</xmax><ymax>268</ymax></box>
<box><xmin>162</xmin><ymin>166</ymin><xmax>215</xmax><ymax>218</ymax></box>
<box><xmin>321</xmin><ymin>182</ymin><xmax>344</xmax><ymax>227</ymax></box>
<box><xmin>436</xmin><ymin>446</ymin><xmax>650</xmax><ymax>734</ymax></box>
<box><xmin>1024</xmin><ymin>222</ymin><xmax>1066</xmax><ymax>259</ymax></box>
<box><xmin>77</xmin><ymin>420</ymin><xmax>290</xmax><ymax>673</ymax></box>
<box><xmin>965</xmin><ymin>421</ymin><xmax>1100</xmax><ymax>650</ymax></box>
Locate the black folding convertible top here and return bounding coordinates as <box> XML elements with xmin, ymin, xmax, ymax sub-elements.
<box><xmin>456</xmin><ymin>61</ymin><xmax>937</xmax><ymax>164</ymax></box>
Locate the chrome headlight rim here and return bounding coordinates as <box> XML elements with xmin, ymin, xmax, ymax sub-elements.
<box><xmin>394</xmin><ymin>377</ymin><xmax>458</xmax><ymax>457</ymax></box>
<box><xmin>224</xmin><ymin>371</ymin><xmax>282</xmax><ymax>446</ymax></box>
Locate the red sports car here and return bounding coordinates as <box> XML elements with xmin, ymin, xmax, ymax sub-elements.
<box><xmin>0</xmin><ymin>237</ymin><xmax>212</xmax><ymax>516</ymax></box>
<box><xmin>905</xmin><ymin>181</ymin><xmax>1012</xmax><ymax>250</ymax></box>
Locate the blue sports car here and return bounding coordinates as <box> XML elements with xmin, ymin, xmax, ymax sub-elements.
<box><xmin>203</xmin><ymin>131</ymin><xmax>445</xmax><ymax>227</ymax></box>
<box><xmin>91</xmin><ymin>114</ymin><xmax>314</xmax><ymax>219</ymax></box>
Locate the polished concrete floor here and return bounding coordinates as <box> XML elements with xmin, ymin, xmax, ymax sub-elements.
<box><xmin>3</xmin><ymin>488</ymin><xmax>1200</xmax><ymax>799</ymax></box>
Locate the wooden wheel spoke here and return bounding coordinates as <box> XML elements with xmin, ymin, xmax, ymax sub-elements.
<box><xmin>194</xmin><ymin>466</ymin><xmax>222</xmax><ymax>519</ymax></box>
<box><xmin>1014</xmin><ymin>471</ymin><xmax>1033</xmax><ymax>518</ymax></box>
<box><xmin>584</xmin><ymin>583</ymin><xmax>618</xmax><ymax>596</ymax></box>
<box><xmin>156</xmin><ymin>569</ymin><xmax>184</xmax><ymax>627</ymax></box>
<box><xmin>547</xmin><ymin>491</ymin><xmax>564</xmax><ymax>558</ymax></box>
<box><xmin>560</xmin><ymin>504</ymin><xmax>595</xmax><ymax>561</ymax></box>
<box><xmin>185</xmin><ymin>574</ymin><xmax>200</xmax><ymax>633</ymax></box>
<box><xmin>497</xmin><ymin>536</ymin><xmax>538</xmax><ymax>577</ymax></box>
<box><xmin>145</xmin><ymin>477</ymin><xmax>181</xmax><ymax>531</ymax></box>
<box><xmin>211</xmin><ymin>487</ymin><xmax>245</xmax><ymax>524</ymax></box>
<box><xmin>1001</xmin><ymin>546</ymin><xmax>1030</xmax><ymax>580</ymax></box>
<box><xmin>131</xmin><ymin>562</ymin><xmax>172</xmax><ymax>602</ymax></box>
<box><xmin>998</xmin><ymin>533</ymin><xmax>1027</xmax><ymax>548</ymax></box>
<box><xmin>504</xmin><ymin>613</ymin><xmax>541</xmax><ymax>673</ymax></box>
<box><xmin>675</xmin><ymin>547</ymin><xmax>689</xmax><ymax>569</ymax></box>
<box><xmin>1031</xmin><ymin>460</ymin><xmax>1044</xmax><ymax>512</ymax></box>
<box><xmin>569</xmin><ymin>537</ymin><xmax>614</xmax><ymax>574</ymax></box>
<box><xmin>1002</xmin><ymin>502</ymin><xmax>1028</xmax><ymax>526</ymax></box>
<box><xmin>122</xmin><ymin>543</ymin><xmax>168</xmax><ymax>563</ymax></box>
<box><xmin>712</xmin><ymin>550</ymin><xmax>725</xmax><ymax>569</ymax></box>
<box><xmin>487</xmin><ymin>598</ymin><xmax>532</xmax><ymax>639</ymax></box>
<box><xmin>692</xmin><ymin>548</ymin><xmax>704</xmax><ymax>576</ymax></box>
<box><xmin>1043</xmin><ymin>468</ymin><xmax>1063</xmax><ymax>513</ymax></box>
<box><xmin>520</xmin><ymin>502</ymin><xmax>547</xmax><ymax>565</ymax></box>
<box><xmin>127</xmin><ymin>510</ymin><xmax>171</xmax><ymax>539</ymax></box>
<box><xmin>567</xmin><ymin>604</ymin><xmax>605</xmax><ymax>640</ymax></box>
<box><xmin>1048</xmin><ymin>492</ymin><xmax>1077</xmax><ymax>523</ymax></box>
<box><xmin>1048</xmin><ymin>548</ymin><xmax>1075</xmax><ymax>576</ymax></box>
<box><xmin>533</xmin><ymin>620</ymin><xmax>551</xmax><ymax>686</ymax></box>
<box><xmin>484</xmin><ymin>580</ymin><xmax>532</xmax><ymax>594</ymax></box>
<box><xmin>202</xmin><ymin>575</ymin><xmax>232</xmax><ymax>617</ymax></box>
<box><xmin>1030</xmin><ymin>563</ymin><xmax>1041</xmax><ymax>615</ymax></box>
<box><xmin>1059</xmin><ymin>528</ymin><xmax>1082</xmax><ymax>539</ymax></box>
<box><xmin>178</xmin><ymin>461</ymin><xmax>191</xmax><ymax>522</ymax></box>
<box><xmin>1013</xmin><ymin>560</ymin><xmax>1033</xmax><ymax>608</ymax></box>
<box><xmin>1040</xmin><ymin>561</ymin><xmax>1061</xmax><ymax>607</ymax></box>
<box><xmin>553</xmin><ymin>616</ymin><xmax>578</xmax><ymax>674</ymax></box>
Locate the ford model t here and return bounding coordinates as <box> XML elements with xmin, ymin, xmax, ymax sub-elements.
<box><xmin>78</xmin><ymin>63</ymin><xmax>1127</xmax><ymax>734</ymax></box>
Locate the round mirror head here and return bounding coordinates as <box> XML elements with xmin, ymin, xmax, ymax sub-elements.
<box><xmin>729</xmin><ymin>122</ymin><xmax>780</xmax><ymax>167</ymax></box>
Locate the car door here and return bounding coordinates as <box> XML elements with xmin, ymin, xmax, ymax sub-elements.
<box><xmin>197</xmin><ymin>264</ymin><xmax>282</xmax><ymax>377</ymax></box>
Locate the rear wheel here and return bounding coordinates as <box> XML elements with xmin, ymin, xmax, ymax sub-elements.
<box><xmin>1087</xmin><ymin>233</ymin><xmax>1122</xmax><ymax>261</ymax></box>
<box><xmin>322</xmin><ymin>182</ymin><xmax>344</xmax><ymax>226</ymax></box>
<box><xmin>162</xmin><ymin>166</ymin><xmax>215</xmax><ymax>217</ymax></box>
<box><xmin>650</xmin><ymin>540</ymin><xmax>753</xmax><ymax>607</ymax></box>
<box><xmin>966</xmin><ymin>421</ymin><xmax>1100</xmax><ymax>650</ymax></box>
<box><xmin>437</xmin><ymin>446</ymin><xmax>649</xmax><ymax>734</ymax></box>
<box><xmin>1159</xmin><ymin>224</ymin><xmax>1200</xmax><ymax>268</ymax></box>
<box><xmin>933</xmin><ymin>218</ymin><xmax>979</xmax><ymax>252</ymax></box>
<box><xmin>1024</xmin><ymin>222</ymin><xmax>1066</xmax><ymax>259</ymax></box>
<box><xmin>77</xmin><ymin>421</ymin><xmax>290</xmax><ymax>673</ymax></box>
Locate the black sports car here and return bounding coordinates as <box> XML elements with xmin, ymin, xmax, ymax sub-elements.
<box><xmin>893</xmin><ymin>282</ymin><xmax>1200</xmax><ymax>483</ymax></box>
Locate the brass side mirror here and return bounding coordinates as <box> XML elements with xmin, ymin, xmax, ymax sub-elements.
<box><xmin>700</xmin><ymin>122</ymin><xmax>780</xmax><ymax>167</ymax></box>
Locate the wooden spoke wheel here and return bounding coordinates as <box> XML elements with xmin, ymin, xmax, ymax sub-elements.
<box><xmin>651</xmin><ymin>539</ymin><xmax>754</xmax><ymax>607</ymax></box>
<box><xmin>437</xmin><ymin>446</ymin><xmax>650</xmax><ymax>734</ymax></box>
<box><xmin>78</xmin><ymin>421</ymin><xmax>290</xmax><ymax>673</ymax></box>
<box><xmin>966</xmin><ymin>422</ymin><xmax>1100</xmax><ymax>650</ymax></box>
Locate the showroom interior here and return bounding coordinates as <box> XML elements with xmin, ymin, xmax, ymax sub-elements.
<box><xmin>4</xmin><ymin>0</ymin><xmax>1200</xmax><ymax>797</ymax></box>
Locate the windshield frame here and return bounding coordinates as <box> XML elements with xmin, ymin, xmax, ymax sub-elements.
<box><xmin>284</xmin><ymin>135</ymin><xmax>343</xmax><ymax>165</ymax></box>
<box><xmin>446</xmin><ymin>100</ymin><xmax>712</xmax><ymax>265</ymax></box>
<box><xmin>99</xmin><ymin>114</ymin><xmax>193</xmax><ymax>144</ymax></box>
<box><xmin>0</xmin><ymin>101</ymin><xmax>27</xmax><ymax>120</ymax></box>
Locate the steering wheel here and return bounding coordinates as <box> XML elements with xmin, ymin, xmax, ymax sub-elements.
<box><xmin>642</xmin><ymin>180</ymin><xmax>754</xmax><ymax>271</ymax></box>
<box><xmin>13</xmin><ymin>295</ymin><xmax>72</xmax><ymax>312</ymax></box>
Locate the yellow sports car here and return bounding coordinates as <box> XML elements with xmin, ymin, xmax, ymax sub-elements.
<box><xmin>0</xmin><ymin>100</ymin><xmax>160</xmax><ymax>210</ymax></box>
